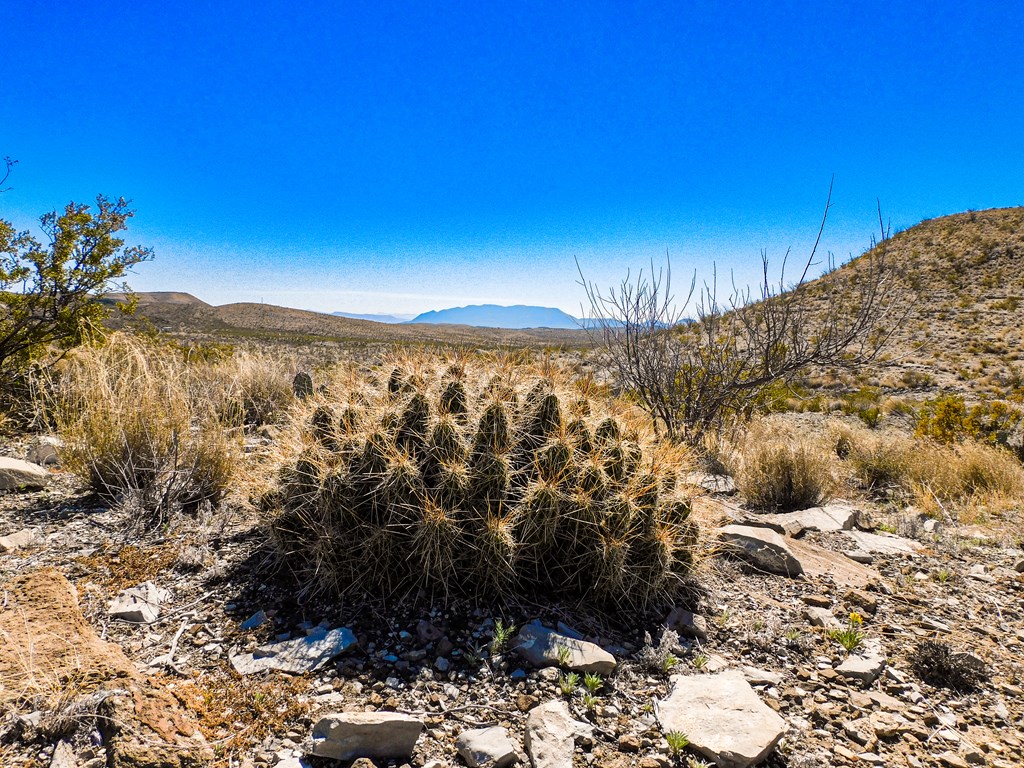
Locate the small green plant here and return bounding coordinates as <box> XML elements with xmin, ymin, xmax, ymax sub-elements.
<box><xmin>661</xmin><ymin>653</ymin><xmax>679</xmax><ymax>673</ymax></box>
<box><xmin>665</xmin><ymin>730</ymin><xmax>690</xmax><ymax>756</ymax></box>
<box><xmin>581</xmin><ymin>692</ymin><xmax>599</xmax><ymax>713</ymax></box>
<box><xmin>691</xmin><ymin>653</ymin><xmax>709</xmax><ymax>670</ymax></box>
<box><xmin>715</xmin><ymin>608</ymin><xmax>731</xmax><ymax>628</ymax></box>
<box><xmin>490</xmin><ymin>619</ymin><xmax>515</xmax><ymax>654</ymax></box>
<box><xmin>935</xmin><ymin>568</ymin><xmax>952</xmax><ymax>583</ymax></box>
<box><xmin>558</xmin><ymin>671</ymin><xmax>580</xmax><ymax>695</ymax></box>
<box><xmin>783</xmin><ymin>628</ymin><xmax>802</xmax><ymax>643</ymax></box>
<box><xmin>556</xmin><ymin>644</ymin><xmax>572</xmax><ymax>667</ymax></box>
<box><xmin>876</xmin><ymin>522</ymin><xmax>898</xmax><ymax>534</ymax></box>
<box><xmin>829</xmin><ymin>612</ymin><xmax>866</xmax><ymax>653</ymax></box>
<box><xmin>583</xmin><ymin>673</ymin><xmax>603</xmax><ymax>694</ymax></box>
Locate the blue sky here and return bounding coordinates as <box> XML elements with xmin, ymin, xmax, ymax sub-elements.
<box><xmin>3</xmin><ymin>1</ymin><xmax>1022</xmax><ymax>316</ymax></box>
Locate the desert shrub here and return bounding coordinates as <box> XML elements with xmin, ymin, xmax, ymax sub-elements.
<box><xmin>911</xmin><ymin>640</ymin><xmax>988</xmax><ymax>691</ymax></box>
<box><xmin>269</xmin><ymin>353</ymin><xmax>699</xmax><ymax>611</ymax></box>
<box><xmin>840</xmin><ymin>386</ymin><xmax>883</xmax><ymax>428</ymax></box>
<box><xmin>732</xmin><ymin>422</ymin><xmax>836</xmax><ymax>510</ymax></box>
<box><xmin>915</xmin><ymin>394</ymin><xmax>1023</xmax><ymax>450</ymax></box>
<box><xmin>42</xmin><ymin>333</ymin><xmax>241</xmax><ymax>522</ymax></box>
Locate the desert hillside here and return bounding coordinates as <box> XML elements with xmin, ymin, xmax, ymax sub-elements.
<box><xmin>813</xmin><ymin>207</ymin><xmax>1024</xmax><ymax>397</ymax></box>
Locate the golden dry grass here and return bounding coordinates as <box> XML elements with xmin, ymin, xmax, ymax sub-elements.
<box><xmin>731</xmin><ymin>420</ymin><xmax>838</xmax><ymax>510</ymax></box>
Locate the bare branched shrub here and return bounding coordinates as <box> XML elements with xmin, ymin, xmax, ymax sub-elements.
<box><xmin>269</xmin><ymin>351</ymin><xmax>701</xmax><ymax>612</ymax></box>
<box><xmin>732</xmin><ymin>421</ymin><xmax>836</xmax><ymax>510</ymax></box>
<box><xmin>41</xmin><ymin>333</ymin><xmax>241</xmax><ymax>524</ymax></box>
<box><xmin>579</xmin><ymin>190</ymin><xmax>909</xmax><ymax>445</ymax></box>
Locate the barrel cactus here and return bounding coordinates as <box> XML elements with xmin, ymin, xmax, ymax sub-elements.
<box><xmin>271</xmin><ymin>357</ymin><xmax>699</xmax><ymax>611</ymax></box>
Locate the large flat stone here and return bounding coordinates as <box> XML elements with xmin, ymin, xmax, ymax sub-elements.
<box><xmin>0</xmin><ymin>457</ymin><xmax>49</xmax><ymax>490</ymax></box>
<box><xmin>310</xmin><ymin>711</ymin><xmax>423</xmax><ymax>761</ymax></box>
<box><xmin>759</xmin><ymin>504</ymin><xmax>860</xmax><ymax>536</ymax></box>
<box><xmin>0</xmin><ymin>527</ymin><xmax>39</xmax><ymax>553</ymax></box>
<box><xmin>656</xmin><ymin>670</ymin><xmax>785</xmax><ymax>768</ymax></box>
<box><xmin>230</xmin><ymin>626</ymin><xmax>357</xmax><ymax>675</ymax></box>
<box><xmin>514</xmin><ymin>623</ymin><xmax>616</xmax><ymax>675</ymax></box>
<box><xmin>719</xmin><ymin>525</ymin><xmax>803</xmax><ymax>576</ymax></box>
<box><xmin>844</xmin><ymin>530</ymin><xmax>922</xmax><ymax>555</ymax></box>
<box><xmin>786</xmin><ymin>538</ymin><xmax>879</xmax><ymax>588</ymax></box>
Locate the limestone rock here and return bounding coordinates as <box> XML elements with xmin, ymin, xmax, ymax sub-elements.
<box><xmin>0</xmin><ymin>527</ymin><xmax>39</xmax><ymax>553</ymax></box>
<box><xmin>665</xmin><ymin>607</ymin><xmax>708</xmax><ymax>641</ymax></box>
<box><xmin>0</xmin><ymin>457</ymin><xmax>49</xmax><ymax>491</ymax></box>
<box><xmin>719</xmin><ymin>525</ymin><xmax>804</xmax><ymax>576</ymax></box>
<box><xmin>49</xmin><ymin>740</ymin><xmax>78</xmax><ymax>768</ymax></box>
<box><xmin>844</xmin><ymin>530</ymin><xmax>922</xmax><ymax>555</ymax></box>
<box><xmin>524</xmin><ymin>700</ymin><xmax>591</xmax><ymax>768</ymax></box>
<box><xmin>836</xmin><ymin>638</ymin><xmax>887</xmax><ymax>685</ymax></box>
<box><xmin>656</xmin><ymin>670</ymin><xmax>785</xmax><ymax>768</ymax></box>
<box><xmin>805</xmin><ymin>607</ymin><xmax>842</xmax><ymax>630</ymax></box>
<box><xmin>310</xmin><ymin>711</ymin><xmax>423</xmax><ymax>761</ymax></box>
<box><xmin>230</xmin><ymin>626</ymin><xmax>357</xmax><ymax>675</ymax></box>
<box><xmin>456</xmin><ymin>725</ymin><xmax>519</xmax><ymax>768</ymax></box>
<box><xmin>759</xmin><ymin>503</ymin><xmax>860</xmax><ymax>536</ymax></box>
<box><xmin>514</xmin><ymin>623</ymin><xmax>616</xmax><ymax>675</ymax></box>
<box><xmin>108</xmin><ymin>581</ymin><xmax>169</xmax><ymax>624</ymax></box>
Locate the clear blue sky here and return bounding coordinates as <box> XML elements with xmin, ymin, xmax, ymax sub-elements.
<box><xmin>3</xmin><ymin>1</ymin><xmax>1022</xmax><ymax>316</ymax></box>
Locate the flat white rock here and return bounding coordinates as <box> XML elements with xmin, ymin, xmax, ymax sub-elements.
<box><xmin>230</xmin><ymin>626</ymin><xmax>357</xmax><ymax>674</ymax></box>
<box><xmin>656</xmin><ymin>670</ymin><xmax>785</xmax><ymax>768</ymax></box>
<box><xmin>456</xmin><ymin>725</ymin><xmax>519</xmax><ymax>768</ymax></box>
<box><xmin>514</xmin><ymin>623</ymin><xmax>616</xmax><ymax>675</ymax></box>
<box><xmin>0</xmin><ymin>527</ymin><xmax>39</xmax><ymax>553</ymax></box>
<box><xmin>0</xmin><ymin>457</ymin><xmax>49</xmax><ymax>490</ymax></box>
<box><xmin>108</xmin><ymin>581</ymin><xmax>169</xmax><ymax>623</ymax></box>
<box><xmin>844</xmin><ymin>530</ymin><xmax>921</xmax><ymax>555</ymax></box>
<box><xmin>836</xmin><ymin>638</ymin><xmax>887</xmax><ymax>685</ymax></box>
<box><xmin>310</xmin><ymin>711</ymin><xmax>423</xmax><ymax>761</ymax></box>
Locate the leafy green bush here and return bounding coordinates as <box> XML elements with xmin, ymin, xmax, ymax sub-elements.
<box><xmin>270</xmin><ymin>356</ymin><xmax>699</xmax><ymax>610</ymax></box>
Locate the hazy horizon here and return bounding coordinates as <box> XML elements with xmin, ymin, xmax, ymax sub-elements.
<box><xmin>3</xmin><ymin>2</ymin><xmax>1022</xmax><ymax>316</ymax></box>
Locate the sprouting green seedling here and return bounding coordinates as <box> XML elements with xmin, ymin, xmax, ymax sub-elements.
<box><xmin>665</xmin><ymin>730</ymin><xmax>690</xmax><ymax>755</ymax></box>
<box><xmin>715</xmin><ymin>608</ymin><xmax>731</xmax><ymax>628</ymax></box>
<box><xmin>935</xmin><ymin>568</ymin><xmax>952</xmax><ymax>583</ymax></box>
<box><xmin>661</xmin><ymin>653</ymin><xmax>679</xmax><ymax>673</ymax></box>
<box><xmin>691</xmin><ymin>653</ymin><xmax>708</xmax><ymax>671</ymax></box>
<box><xmin>583</xmin><ymin>672</ymin><xmax>603</xmax><ymax>694</ymax></box>
<box><xmin>558</xmin><ymin>671</ymin><xmax>580</xmax><ymax>695</ymax></box>
<box><xmin>751</xmin><ymin>618</ymin><xmax>766</xmax><ymax>632</ymax></box>
<box><xmin>783</xmin><ymin>628</ymin><xmax>802</xmax><ymax>643</ymax></box>
<box><xmin>829</xmin><ymin>612</ymin><xmax>865</xmax><ymax>653</ymax></box>
<box><xmin>556</xmin><ymin>644</ymin><xmax>572</xmax><ymax>667</ymax></box>
<box><xmin>581</xmin><ymin>691</ymin><xmax>599</xmax><ymax>713</ymax></box>
<box><xmin>490</xmin><ymin>618</ymin><xmax>515</xmax><ymax>654</ymax></box>
<box><xmin>876</xmin><ymin>522</ymin><xmax>898</xmax><ymax>534</ymax></box>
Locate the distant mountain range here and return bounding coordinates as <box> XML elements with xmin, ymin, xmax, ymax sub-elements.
<box><xmin>408</xmin><ymin>304</ymin><xmax>581</xmax><ymax>329</ymax></box>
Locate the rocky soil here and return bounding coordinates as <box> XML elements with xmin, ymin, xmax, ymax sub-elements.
<box><xmin>1</xmin><ymin>438</ymin><xmax>1023</xmax><ymax>768</ymax></box>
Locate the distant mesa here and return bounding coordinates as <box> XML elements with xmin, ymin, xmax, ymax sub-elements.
<box><xmin>407</xmin><ymin>304</ymin><xmax>583</xmax><ymax>330</ymax></box>
<box><xmin>104</xmin><ymin>291</ymin><xmax>210</xmax><ymax>306</ymax></box>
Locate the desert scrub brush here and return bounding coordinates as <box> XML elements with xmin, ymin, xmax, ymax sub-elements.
<box><xmin>270</xmin><ymin>353</ymin><xmax>701</xmax><ymax>611</ymax></box>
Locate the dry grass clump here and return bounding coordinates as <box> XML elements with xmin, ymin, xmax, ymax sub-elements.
<box><xmin>731</xmin><ymin>421</ymin><xmax>837</xmax><ymax>511</ymax></box>
<box><xmin>199</xmin><ymin>346</ymin><xmax>298</xmax><ymax>428</ymax></box>
<box><xmin>269</xmin><ymin>350</ymin><xmax>700</xmax><ymax>612</ymax></box>
<box><xmin>833</xmin><ymin>421</ymin><xmax>1024</xmax><ymax>518</ymax></box>
<box><xmin>42</xmin><ymin>333</ymin><xmax>241</xmax><ymax>521</ymax></box>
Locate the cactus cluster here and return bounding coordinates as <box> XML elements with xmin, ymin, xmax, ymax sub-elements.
<box><xmin>271</xmin><ymin>358</ymin><xmax>699</xmax><ymax>611</ymax></box>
